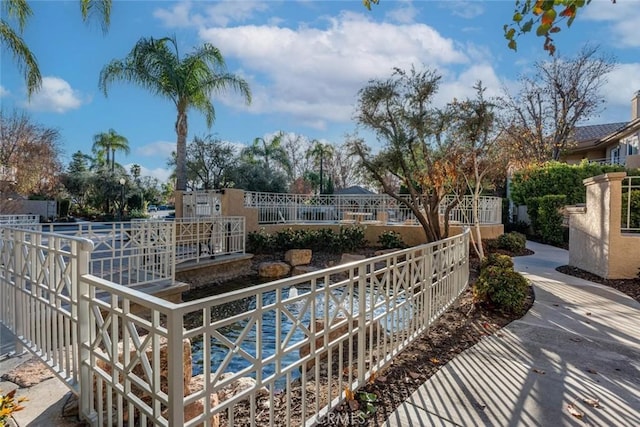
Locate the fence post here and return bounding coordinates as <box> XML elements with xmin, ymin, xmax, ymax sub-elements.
<box><xmin>13</xmin><ymin>230</ymin><xmax>24</xmax><ymax>355</ymax></box>
<box><xmin>77</xmin><ymin>238</ymin><xmax>96</xmax><ymax>425</ymax></box>
<box><xmin>356</xmin><ymin>263</ymin><xmax>367</xmax><ymax>384</ymax></box>
<box><xmin>166</xmin><ymin>309</ymin><xmax>185</xmax><ymax>426</ymax></box>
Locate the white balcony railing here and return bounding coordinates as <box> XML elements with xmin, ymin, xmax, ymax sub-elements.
<box><xmin>174</xmin><ymin>216</ymin><xmax>245</xmax><ymax>264</ymax></box>
<box><xmin>0</xmin><ymin>214</ymin><xmax>39</xmax><ymax>225</ymax></box>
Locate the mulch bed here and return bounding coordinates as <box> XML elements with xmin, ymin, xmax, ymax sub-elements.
<box><xmin>556</xmin><ymin>265</ymin><xmax>640</xmax><ymax>303</ymax></box>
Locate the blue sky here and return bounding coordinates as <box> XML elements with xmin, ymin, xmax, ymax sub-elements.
<box><xmin>2</xmin><ymin>0</ymin><xmax>640</xmax><ymax>183</ymax></box>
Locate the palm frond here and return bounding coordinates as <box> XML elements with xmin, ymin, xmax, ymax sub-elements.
<box><xmin>80</xmin><ymin>0</ymin><xmax>111</xmax><ymax>33</ymax></box>
<box><xmin>3</xmin><ymin>0</ymin><xmax>32</xmax><ymax>31</ymax></box>
<box><xmin>0</xmin><ymin>20</ymin><xmax>41</xmax><ymax>96</ymax></box>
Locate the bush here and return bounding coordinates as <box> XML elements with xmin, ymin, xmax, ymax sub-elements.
<box><xmin>474</xmin><ymin>266</ymin><xmax>529</xmax><ymax>313</ymax></box>
<box><xmin>246</xmin><ymin>226</ymin><xmax>367</xmax><ymax>254</ymax></box>
<box><xmin>496</xmin><ymin>232</ymin><xmax>526</xmax><ymax>252</ymax></box>
<box><xmin>481</xmin><ymin>253</ymin><xmax>514</xmax><ymax>270</ymax></box>
<box><xmin>377</xmin><ymin>230</ymin><xmax>406</xmax><ymax>249</ymax></box>
<box><xmin>538</xmin><ymin>194</ymin><xmax>567</xmax><ymax>245</ymax></box>
<box><xmin>622</xmin><ymin>189</ymin><xmax>640</xmax><ymax>229</ymax></box>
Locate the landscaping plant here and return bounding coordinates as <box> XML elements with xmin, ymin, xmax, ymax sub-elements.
<box><xmin>377</xmin><ymin>230</ymin><xmax>407</xmax><ymax>249</ymax></box>
<box><xmin>0</xmin><ymin>389</ymin><xmax>27</xmax><ymax>426</ymax></box>
<box><xmin>475</xmin><ymin>253</ymin><xmax>529</xmax><ymax>313</ymax></box>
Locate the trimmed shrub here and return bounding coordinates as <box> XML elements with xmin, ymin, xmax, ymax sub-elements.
<box><xmin>247</xmin><ymin>228</ymin><xmax>275</xmax><ymax>253</ymax></box>
<box><xmin>481</xmin><ymin>253</ymin><xmax>514</xmax><ymax>270</ymax></box>
<box><xmin>538</xmin><ymin>194</ymin><xmax>567</xmax><ymax>245</ymax></box>
<box><xmin>377</xmin><ymin>231</ymin><xmax>407</xmax><ymax>249</ymax></box>
<box><xmin>246</xmin><ymin>226</ymin><xmax>367</xmax><ymax>254</ymax></box>
<box><xmin>496</xmin><ymin>232</ymin><xmax>526</xmax><ymax>252</ymax></box>
<box><xmin>474</xmin><ymin>266</ymin><xmax>529</xmax><ymax>313</ymax></box>
<box><xmin>526</xmin><ymin>197</ymin><xmax>541</xmax><ymax>235</ymax></box>
<box><xmin>621</xmin><ymin>189</ymin><xmax>640</xmax><ymax>230</ymax></box>
<box><xmin>338</xmin><ymin>226</ymin><xmax>367</xmax><ymax>252</ymax></box>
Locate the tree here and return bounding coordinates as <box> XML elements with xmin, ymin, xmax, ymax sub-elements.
<box><xmin>349</xmin><ymin>67</ymin><xmax>463</xmax><ymax>242</ymax></box>
<box><xmin>363</xmin><ymin>0</ymin><xmax>614</xmax><ymax>55</ymax></box>
<box><xmin>243</xmin><ymin>132</ymin><xmax>292</xmax><ymax>178</ymax></box>
<box><xmin>92</xmin><ymin>128</ymin><xmax>129</xmax><ymax>172</ymax></box>
<box><xmin>503</xmin><ymin>0</ymin><xmax>616</xmax><ymax>55</ymax></box>
<box><xmin>61</xmin><ymin>151</ymin><xmax>93</xmax><ymax>212</ymax></box>
<box><xmin>99</xmin><ymin>35</ymin><xmax>251</xmax><ymax>192</ymax></box>
<box><xmin>1</xmin><ymin>0</ymin><xmax>111</xmax><ymax>96</ymax></box>
<box><xmin>307</xmin><ymin>140</ymin><xmax>334</xmax><ymax>194</ymax></box>
<box><xmin>186</xmin><ymin>135</ymin><xmax>236</xmax><ymax>190</ymax></box>
<box><xmin>500</xmin><ymin>45</ymin><xmax>614</xmax><ymax>162</ymax></box>
<box><xmin>451</xmin><ymin>82</ymin><xmax>505</xmax><ymax>259</ymax></box>
<box><xmin>329</xmin><ymin>139</ymin><xmax>368</xmax><ymax>191</ymax></box>
<box><xmin>0</xmin><ymin>109</ymin><xmax>62</xmax><ymax>197</ymax></box>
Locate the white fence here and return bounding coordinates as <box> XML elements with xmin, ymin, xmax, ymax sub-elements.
<box><xmin>244</xmin><ymin>192</ymin><xmax>501</xmax><ymax>226</ymax></box>
<box><xmin>0</xmin><ymin>223</ymin><xmax>469</xmax><ymax>426</ymax></box>
<box><xmin>174</xmin><ymin>216</ymin><xmax>246</xmax><ymax>264</ymax></box>
<box><xmin>0</xmin><ymin>214</ymin><xmax>39</xmax><ymax>225</ymax></box>
<box><xmin>622</xmin><ymin>176</ymin><xmax>640</xmax><ymax>233</ymax></box>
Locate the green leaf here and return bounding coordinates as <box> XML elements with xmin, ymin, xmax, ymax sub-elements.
<box><xmin>541</xmin><ymin>0</ymin><xmax>555</xmax><ymax>11</ymax></box>
<box><xmin>505</xmin><ymin>28</ymin><xmax>516</xmax><ymax>40</ymax></box>
<box><xmin>521</xmin><ymin>19</ymin><xmax>534</xmax><ymax>33</ymax></box>
<box><xmin>359</xmin><ymin>392</ymin><xmax>378</xmax><ymax>403</ymax></box>
<box><xmin>513</xmin><ymin>12</ymin><xmax>523</xmax><ymax>23</ymax></box>
<box><xmin>508</xmin><ymin>39</ymin><xmax>517</xmax><ymax>51</ymax></box>
<box><xmin>536</xmin><ymin>23</ymin><xmax>551</xmax><ymax>36</ymax></box>
<box><xmin>549</xmin><ymin>26</ymin><xmax>561</xmax><ymax>33</ymax></box>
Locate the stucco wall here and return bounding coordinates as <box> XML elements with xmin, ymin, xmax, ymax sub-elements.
<box><xmin>568</xmin><ymin>172</ymin><xmax>640</xmax><ymax>279</ymax></box>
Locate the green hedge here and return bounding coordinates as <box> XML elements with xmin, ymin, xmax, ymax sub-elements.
<box><xmin>510</xmin><ymin>161</ymin><xmax>630</xmax><ymax>206</ymax></box>
<box><xmin>622</xmin><ymin>190</ymin><xmax>640</xmax><ymax>230</ymax></box>
<box><xmin>537</xmin><ymin>195</ymin><xmax>567</xmax><ymax>245</ymax></box>
<box><xmin>247</xmin><ymin>226</ymin><xmax>368</xmax><ymax>254</ymax></box>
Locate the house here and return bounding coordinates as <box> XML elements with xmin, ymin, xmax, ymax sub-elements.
<box><xmin>564</xmin><ymin>91</ymin><xmax>640</xmax><ymax>168</ymax></box>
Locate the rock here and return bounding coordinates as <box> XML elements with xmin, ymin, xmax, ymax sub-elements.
<box><xmin>96</xmin><ymin>336</ymin><xmax>192</xmax><ymax>397</ymax></box>
<box><xmin>292</xmin><ymin>265</ymin><xmax>319</xmax><ymax>276</ymax></box>
<box><xmin>217</xmin><ymin>373</ymin><xmax>269</xmax><ymax>402</ymax></box>
<box><xmin>374</xmin><ymin>248</ymin><xmax>402</xmax><ymax>256</ymax></box>
<box><xmin>176</xmin><ymin>374</ymin><xmax>220</xmax><ymax>427</ymax></box>
<box><xmin>258</xmin><ymin>261</ymin><xmax>291</xmax><ymax>278</ymax></box>
<box><xmin>284</xmin><ymin>249</ymin><xmax>312</xmax><ymax>266</ymax></box>
<box><xmin>299</xmin><ymin>317</ymin><xmax>383</xmax><ymax>371</ymax></box>
<box><xmin>339</xmin><ymin>253</ymin><xmax>366</xmax><ymax>265</ymax></box>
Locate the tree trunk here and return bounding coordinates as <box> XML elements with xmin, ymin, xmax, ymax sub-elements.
<box><xmin>175</xmin><ymin>110</ymin><xmax>188</xmax><ymax>191</ymax></box>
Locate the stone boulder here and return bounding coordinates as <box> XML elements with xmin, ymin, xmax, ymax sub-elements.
<box><xmin>217</xmin><ymin>372</ymin><xmax>269</xmax><ymax>402</ymax></box>
<box><xmin>292</xmin><ymin>265</ymin><xmax>319</xmax><ymax>276</ymax></box>
<box><xmin>258</xmin><ymin>261</ymin><xmax>291</xmax><ymax>279</ymax></box>
<box><xmin>180</xmin><ymin>374</ymin><xmax>220</xmax><ymax>427</ymax></box>
<box><xmin>284</xmin><ymin>249</ymin><xmax>312</xmax><ymax>266</ymax></box>
<box><xmin>339</xmin><ymin>253</ymin><xmax>366</xmax><ymax>265</ymax></box>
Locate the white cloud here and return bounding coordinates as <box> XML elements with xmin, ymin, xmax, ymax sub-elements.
<box><xmin>24</xmin><ymin>77</ymin><xmax>83</xmax><ymax>113</ymax></box>
<box><xmin>0</xmin><ymin>86</ymin><xmax>8</xmax><ymax>97</ymax></box>
<box><xmin>582</xmin><ymin>2</ymin><xmax>640</xmax><ymax>48</ymax></box>
<box><xmin>125</xmin><ymin>163</ymin><xmax>173</xmax><ymax>183</ymax></box>
<box><xmin>435</xmin><ymin>63</ymin><xmax>504</xmax><ymax>106</ymax></box>
<box><xmin>154</xmin><ymin>0</ymin><xmax>268</xmax><ymax>28</ymax></box>
<box><xmin>601</xmin><ymin>63</ymin><xmax>640</xmax><ymax>111</ymax></box>
<box><xmin>199</xmin><ymin>11</ymin><xmax>468</xmax><ymax>125</ymax></box>
<box><xmin>136</xmin><ymin>141</ymin><xmax>176</xmax><ymax>158</ymax></box>
<box><xmin>386</xmin><ymin>1</ymin><xmax>419</xmax><ymax>24</ymax></box>
<box><xmin>442</xmin><ymin>1</ymin><xmax>485</xmax><ymax>19</ymax></box>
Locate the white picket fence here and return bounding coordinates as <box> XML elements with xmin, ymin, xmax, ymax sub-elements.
<box><xmin>0</xmin><ymin>221</ymin><xmax>469</xmax><ymax>426</ymax></box>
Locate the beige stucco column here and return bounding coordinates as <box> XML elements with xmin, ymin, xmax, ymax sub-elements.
<box><xmin>220</xmin><ymin>188</ymin><xmax>259</xmax><ymax>233</ymax></box>
<box><xmin>569</xmin><ymin>172</ymin><xmax>639</xmax><ymax>279</ymax></box>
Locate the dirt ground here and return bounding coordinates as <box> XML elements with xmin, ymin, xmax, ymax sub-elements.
<box><xmin>556</xmin><ymin>265</ymin><xmax>640</xmax><ymax>303</ymax></box>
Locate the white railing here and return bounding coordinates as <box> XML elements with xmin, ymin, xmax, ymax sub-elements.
<box><xmin>245</xmin><ymin>191</ymin><xmax>502</xmax><ymax>225</ymax></box>
<box><xmin>36</xmin><ymin>221</ymin><xmax>176</xmax><ymax>286</ymax></box>
<box><xmin>0</xmin><ymin>227</ymin><xmax>93</xmax><ymax>389</ymax></box>
<box><xmin>0</xmin><ymin>214</ymin><xmax>39</xmax><ymax>225</ymax></box>
<box><xmin>439</xmin><ymin>195</ymin><xmax>502</xmax><ymax>225</ymax></box>
<box><xmin>174</xmin><ymin>216</ymin><xmax>245</xmax><ymax>264</ymax></box>
<box><xmin>621</xmin><ymin>176</ymin><xmax>640</xmax><ymax>233</ymax></box>
<box><xmin>0</xmin><ymin>223</ymin><xmax>469</xmax><ymax>426</ymax></box>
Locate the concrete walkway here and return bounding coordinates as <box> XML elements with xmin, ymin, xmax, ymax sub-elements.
<box><xmin>386</xmin><ymin>241</ymin><xmax>640</xmax><ymax>427</ymax></box>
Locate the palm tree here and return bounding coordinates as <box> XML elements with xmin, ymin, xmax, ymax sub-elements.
<box><xmin>307</xmin><ymin>140</ymin><xmax>334</xmax><ymax>194</ymax></box>
<box><xmin>1</xmin><ymin>0</ymin><xmax>111</xmax><ymax>97</ymax></box>
<box><xmin>92</xmin><ymin>128</ymin><xmax>129</xmax><ymax>172</ymax></box>
<box><xmin>98</xmin><ymin>35</ymin><xmax>251</xmax><ymax>192</ymax></box>
<box><xmin>243</xmin><ymin>132</ymin><xmax>292</xmax><ymax>176</ymax></box>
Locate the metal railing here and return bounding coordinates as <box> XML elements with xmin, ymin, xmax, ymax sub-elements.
<box><xmin>36</xmin><ymin>221</ymin><xmax>176</xmax><ymax>286</ymax></box>
<box><xmin>245</xmin><ymin>191</ymin><xmax>502</xmax><ymax>225</ymax></box>
<box><xmin>0</xmin><ymin>214</ymin><xmax>40</xmax><ymax>225</ymax></box>
<box><xmin>439</xmin><ymin>195</ymin><xmax>502</xmax><ymax>225</ymax></box>
<box><xmin>174</xmin><ymin>216</ymin><xmax>245</xmax><ymax>264</ymax></box>
<box><xmin>621</xmin><ymin>176</ymin><xmax>640</xmax><ymax>233</ymax></box>
<box><xmin>0</xmin><ymin>222</ymin><xmax>469</xmax><ymax>426</ymax></box>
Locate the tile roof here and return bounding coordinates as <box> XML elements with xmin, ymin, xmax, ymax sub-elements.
<box><xmin>574</xmin><ymin>122</ymin><xmax>628</xmax><ymax>144</ymax></box>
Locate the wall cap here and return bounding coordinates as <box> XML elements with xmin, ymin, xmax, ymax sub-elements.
<box><xmin>565</xmin><ymin>205</ymin><xmax>587</xmax><ymax>215</ymax></box>
<box><xmin>582</xmin><ymin>172</ymin><xmax>627</xmax><ymax>186</ymax></box>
